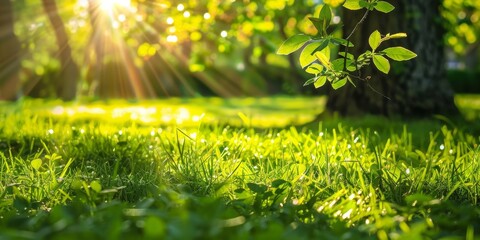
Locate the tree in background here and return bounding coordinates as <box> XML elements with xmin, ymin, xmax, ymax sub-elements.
<box><xmin>0</xmin><ymin>0</ymin><xmax>21</xmax><ymax>101</ymax></box>
<box><xmin>42</xmin><ymin>0</ymin><xmax>79</xmax><ymax>100</ymax></box>
<box><xmin>326</xmin><ymin>0</ymin><xmax>458</xmax><ymax>117</ymax></box>
<box><xmin>281</xmin><ymin>0</ymin><xmax>458</xmax><ymax>117</ymax></box>
<box><xmin>6</xmin><ymin>0</ymin><xmax>478</xmax><ymax>102</ymax></box>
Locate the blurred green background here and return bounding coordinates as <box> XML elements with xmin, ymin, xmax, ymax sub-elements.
<box><xmin>0</xmin><ymin>0</ymin><xmax>479</xmax><ymax>100</ymax></box>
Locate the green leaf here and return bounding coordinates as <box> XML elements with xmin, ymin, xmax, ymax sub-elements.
<box><xmin>338</xmin><ymin>51</ymin><xmax>354</xmax><ymax>60</ymax></box>
<box><xmin>319</xmin><ymin>4</ymin><xmax>332</xmax><ymax>23</ymax></box>
<box><xmin>389</xmin><ymin>33</ymin><xmax>407</xmax><ymax>39</ymax></box>
<box><xmin>271</xmin><ymin>179</ymin><xmax>289</xmax><ymax>188</ymax></box>
<box><xmin>314</xmin><ymin>43</ymin><xmax>331</xmax><ymax>58</ymax></box>
<box><xmin>277</xmin><ymin>35</ymin><xmax>311</xmax><ymax>55</ymax></box>
<box><xmin>314</xmin><ymin>76</ymin><xmax>327</xmax><ymax>88</ymax></box>
<box><xmin>306</xmin><ymin>63</ymin><xmax>324</xmax><ymax>74</ymax></box>
<box><xmin>331</xmin><ymin>77</ymin><xmax>348</xmax><ymax>89</ymax></box>
<box><xmin>374</xmin><ymin>1</ymin><xmax>395</xmax><ymax>13</ymax></box>
<box><xmin>383</xmin><ymin>47</ymin><xmax>417</xmax><ymax>61</ymax></box>
<box><xmin>31</xmin><ymin>159</ymin><xmax>42</xmax><ymax>170</ymax></box>
<box><xmin>303</xmin><ymin>77</ymin><xmax>317</xmax><ymax>86</ymax></box>
<box><xmin>300</xmin><ymin>40</ymin><xmax>327</xmax><ymax>68</ymax></box>
<box><xmin>90</xmin><ymin>180</ymin><xmax>102</xmax><ymax>193</ymax></box>
<box><xmin>346</xmin><ymin>76</ymin><xmax>356</xmax><ymax>87</ymax></box>
<box><xmin>308</xmin><ymin>17</ymin><xmax>324</xmax><ymax>33</ymax></box>
<box><xmin>331</xmin><ymin>38</ymin><xmax>354</xmax><ymax>47</ymax></box>
<box><xmin>343</xmin><ymin>0</ymin><xmax>363</xmax><ymax>10</ymax></box>
<box><xmin>331</xmin><ymin>58</ymin><xmax>346</xmax><ymax>71</ymax></box>
<box><xmin>336</xmin><ymin>58</ymin><xmax>355</xmax><ymax>71</ymax></box>
<box><xmin>315</xmin><ymin>51</ymin><xmax>331</xmax><ymax>69</ymax></box>
<box><xmin>373</xmin><ymin>55</ymin><xmax>390</xmax><ymax>74</ymax></box>
<box><xmin>247</xmin><ymin>183</ymin><xmax>268</xmax><ymax>194</ymax></box>
<box><xmin>369</xmin><ymin>30</ymin><xmax>381</xmax><ymax>51</ymax></box>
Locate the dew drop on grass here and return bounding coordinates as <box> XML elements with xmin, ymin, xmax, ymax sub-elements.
<box><xmin>440</xmin><ymin>144</ymin><xmax>445</xmax><ymax>150</ymax></box>
<box><xmin>317</xmin><ymin>206</ymin><xmax>324</xmax><ymax>212</ymax></box>
<box><xmin>406</xmin><ymin>168</ymin><xmax>410</xmax><ymax>174</ymax></box>
<box><xmin>334</xmin><ymin>210</ymin><xmax>342</xmax><ymax>217</ymax></box>
<box><xmin>329</xmin><ymin>199</ymin><xmax>338</xmax><ymax>208</ymax></box>
<box><xmin>48</xmin><ymin>129</ymin><xmax>54</xmax><ymax>135</ymax></box>
<box><xmin>342</xmin><ymin>209</ymin><xmax>353</xmax><ymax>219</ymax></box>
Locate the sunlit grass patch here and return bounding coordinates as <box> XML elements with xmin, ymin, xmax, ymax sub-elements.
<box><xmin>1</xmin><ymin>96</ymin><xmax>325</xmax><ymax>128</ymax></box>
<box><xmin>0</xmin><ymin>96</ymin><xmax>479</xmax><ymax>239</ymax></box>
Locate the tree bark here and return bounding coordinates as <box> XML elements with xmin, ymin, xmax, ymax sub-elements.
<box><xmin>0</xmin><ymin>0</ymin><xmax>21</xmax><ymax>101</ymax></box>
<box><xmin>42</xmin><ymin>0</ymin><xmax>79</xmax><ymax>100</ymax></box>
<box><xmin>326</xmin><ymin>0</ymin><xmax>458</xmax><ymax>117</ymax></box>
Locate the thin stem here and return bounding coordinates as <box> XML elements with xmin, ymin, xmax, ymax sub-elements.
<box><xmin>343</xmin><ymin>40</ymin><xmax>350</xmax><ymax>71</ymax></box>
<box><xmin>343</xmin><ymin>9</ymin><xmax>370</xmax><ymax>72</ymax></box>
<box><xmin>347</xmin><ymin>73</ymin><xmax>391</xmax><ymax>100</ymax></box>
<box><xmin>346</xmin><ymin>9</ymin><xmax>370</xmax><ymax>41</ymax></box>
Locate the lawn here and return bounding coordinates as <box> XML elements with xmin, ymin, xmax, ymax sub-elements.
<box><xmin>0</xmin><ymin>95</ymin><xmax>479</xmax><ymax>239</ymax></box>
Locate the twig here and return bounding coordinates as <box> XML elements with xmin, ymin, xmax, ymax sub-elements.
<box><xmin>346</xmin><ymin>9</ymin><xmax>370</xmax><ymax>41</ymax></box>
<box><xmin>343</xmin><ymin>9</ymin><xmax>370</xmax><ymax>72</ymax></box>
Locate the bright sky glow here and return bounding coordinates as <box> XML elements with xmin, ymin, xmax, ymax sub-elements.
<box><xmin>118</xmin><ymin>14</ymin><xmax>126</xmax><ymax>22</ymax></box>
<box><xmin>100</xmin><ymin>0</ymin><xmax>132</xmax><ymax>12</ymax></box>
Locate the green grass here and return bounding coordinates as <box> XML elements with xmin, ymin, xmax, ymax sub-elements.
<box><xmin>0</xmin><ymin>96</ymin><xmax>479</xmax><ymax>239</ymax></box>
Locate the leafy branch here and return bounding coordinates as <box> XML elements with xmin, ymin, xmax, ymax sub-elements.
<box><xmin>277</xmin><ymin>0</ymin><xmax>417</xmax><ymax>90</ymax></box>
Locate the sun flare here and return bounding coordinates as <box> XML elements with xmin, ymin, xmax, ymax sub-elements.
<box><xmin>100</xmin><ymin>0</ymin><xmax>132</xmax><ymax>12</ymax></box>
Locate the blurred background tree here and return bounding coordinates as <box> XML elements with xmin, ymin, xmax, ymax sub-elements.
<box><xmin>42</xmin><ymin>0</ymin><xmax>79</xmax><ymax>100</ymax></box>
<box><xmin>0</xmin><ymin>0</ymin><xmax>21</xmax><ymax>100</ymax></box>
<box><xmin>0</xmin><ymin>0</ymin><xmax>478</xmax><ymax>105</ymax></box>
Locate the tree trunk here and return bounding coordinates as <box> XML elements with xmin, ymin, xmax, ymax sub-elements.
<box><xmin>326</xmin><ymin>0</ymin><xmax>458</xmax><ymax>117</ymax></box>
<box><xmin>0</xmin><ymin>0</ymin><xmax>21</xmax><ymax>101</ymax></box>
<box><xmin>42</xmin><ymin>0</ymin><xmax>79</xmax><ymax>100</ymax></box>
